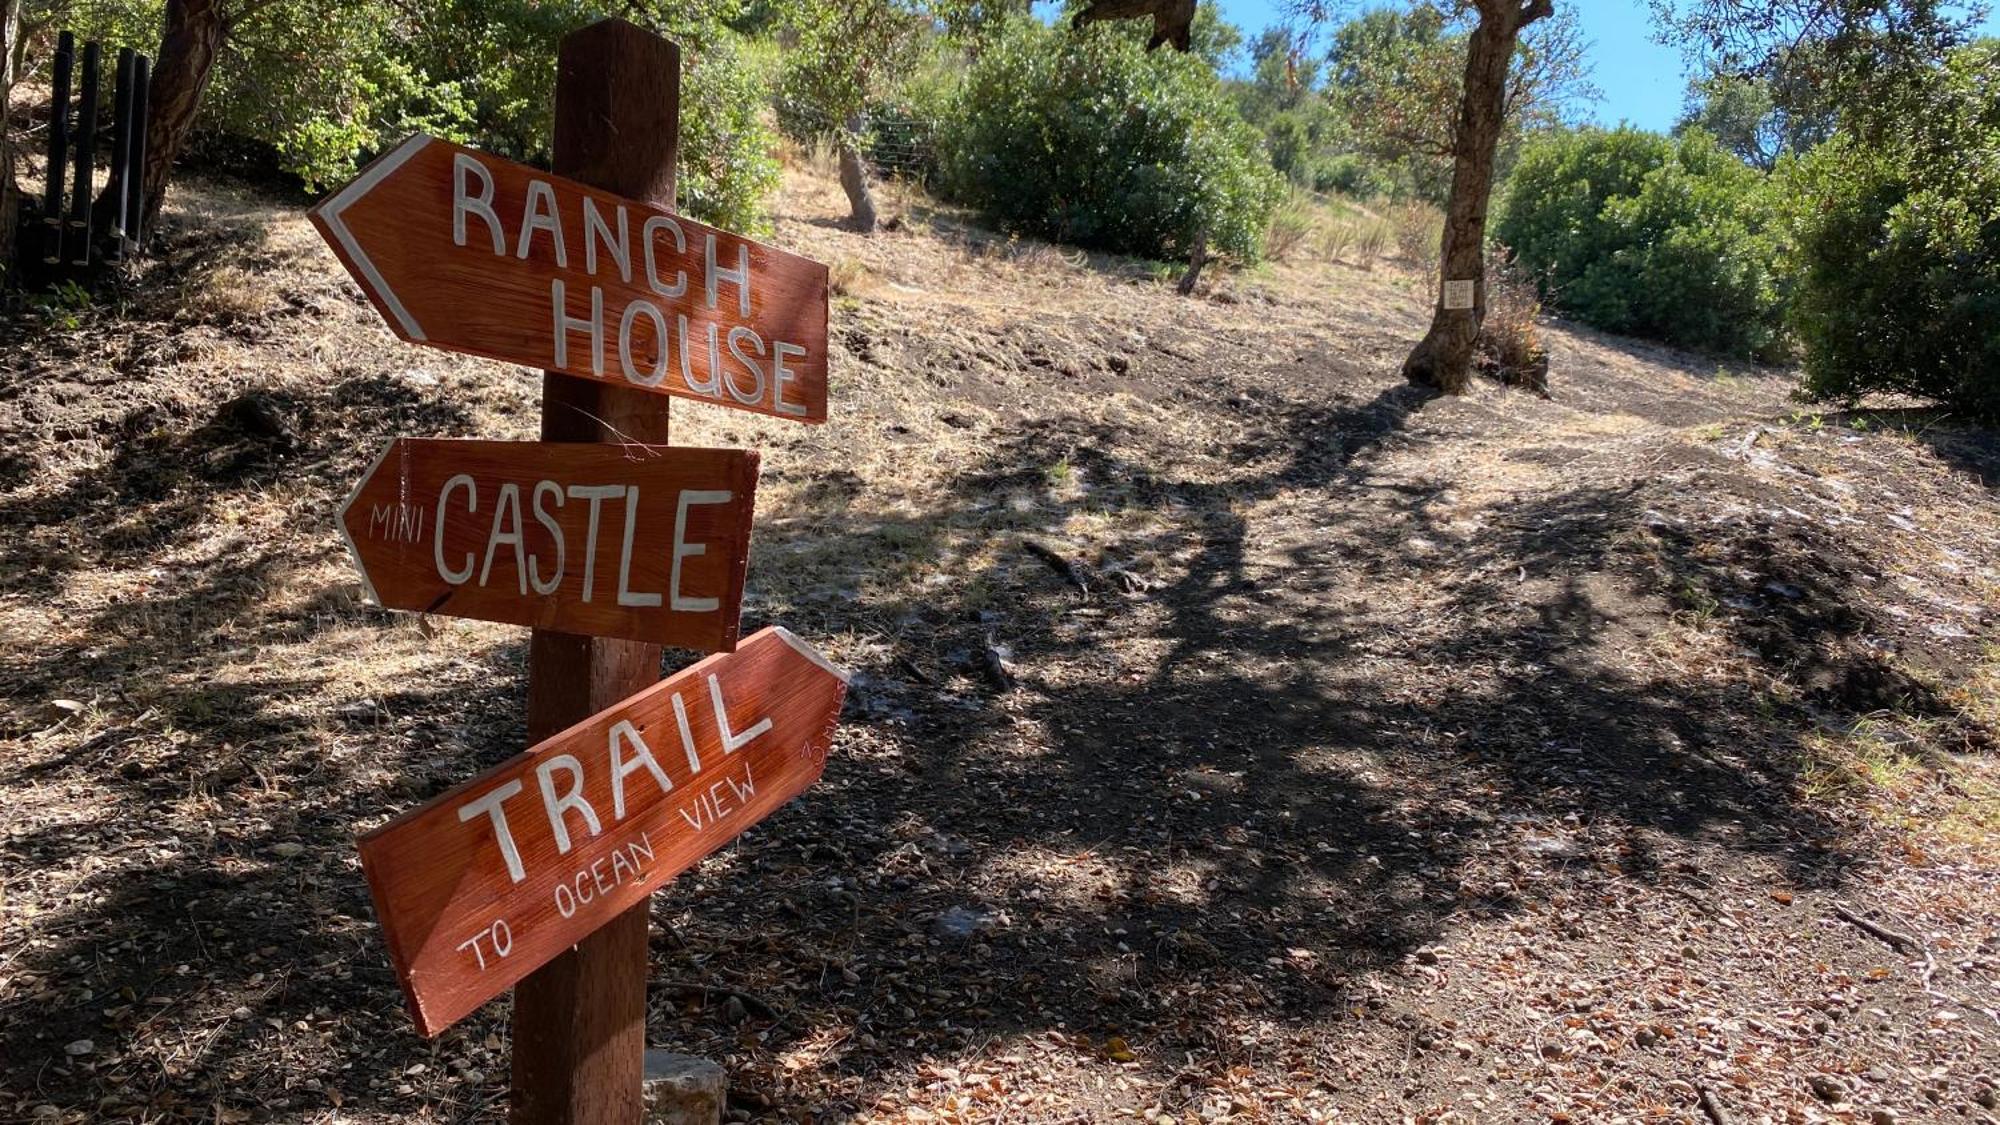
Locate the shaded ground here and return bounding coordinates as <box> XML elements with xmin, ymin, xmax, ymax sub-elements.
<box><xmin>2</xmin><ymin>167</ymin><xmax>1996</xmax><ymax>1124</ymax></box>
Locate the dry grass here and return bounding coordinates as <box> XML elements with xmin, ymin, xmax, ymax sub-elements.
<box><xmin>1389</xmin><ymin>200</ymin><xmax>1444</xmax><ymax>275</ymax></box>
<box><xmin>1253</xmin><ymin>191</ymin><xmax>1434</xmax><ymax>272</ymax></box>
<box><xmin>5</xmin><ymin>153</ymin><xmax>1999</xmax><ymax>1125</ymax></box>
<box><xmin>827</xmin><ymin>253</ymin><xmax>875</xmax><ymax>297</ymax></box>
<box><xmin>1262</xmin><ymin>193</ymin><xmax>1317</xmax><ymax>262</ymax></box>
<box><xmin>1475</xmin><ymin>250</ymin><xmax>1546</xmax><ymax>390</ymax></box>
<box><xmin>180</xmin><ymin>263</ymin><xmax>282</xmax><ymax>324</ymax></box>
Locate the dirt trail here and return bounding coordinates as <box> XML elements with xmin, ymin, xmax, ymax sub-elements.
<box><xmin>2</xmin><ymin>168</ymin><xmax>1996</xmax><ymax>1123</ymax></box>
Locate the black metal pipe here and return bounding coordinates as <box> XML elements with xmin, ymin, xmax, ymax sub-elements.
<box><xmin>107</xmin><ymin>47</ymin><xmax>135</xmax><ymax>243</ymax></box>
<box><xmin>126</xmin><ymin>55</ymin><xmax>151</xmax><ymax>252</ymax></box>
<box><xmin>42</xmin><ymin>31</ymin><xmax>74</xmax><ymax>264</ymax></box>
<box><xmin>69</xmin><ymin>40</ymin><xmax>101</xmax><ymax>266</ymax></box>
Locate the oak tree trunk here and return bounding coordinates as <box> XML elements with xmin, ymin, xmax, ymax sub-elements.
<box><xmin>838</xmin><ymin>112</ymin><xmax>877</xmax><ymax>234</ymax></box>
<box><xmin>0</xmin><ymin>0</ymin><xmax>22</xmax><ymax>270</ymax></box>
<box><xmin>1401</xmin><ymin>0</ymin><xmax>1550</xmax><ymax>395</ymax></box>
<box><xmin>140</xmin><ymin>0</ymin><xmax>225</xmax><ymax>229</ymax></box>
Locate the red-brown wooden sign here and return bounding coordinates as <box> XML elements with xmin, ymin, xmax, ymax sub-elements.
<box><xmin>309</xmin><ymin>134</ymin><xmax>830</xmax><ymax>423</ymax></box>
<box><xmin>360</xmin><ymin>625</ymin><xmax>848</xmax><ymax>1036</ymax></box>
<box><xmin>340</xmin><ymin>438</ymin><xmax>758</xmax><ymax>648</ymax></box>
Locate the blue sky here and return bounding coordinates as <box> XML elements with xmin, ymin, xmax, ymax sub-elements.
<box><xmin>1207</xmin><ymin>1</ymin><xmax>2000</xmax><ymax>132</ymax></box>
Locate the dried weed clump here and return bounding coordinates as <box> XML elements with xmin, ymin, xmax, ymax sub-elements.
<box><xmin>1475</xmin><ymin>249</ymin><xmax>1548</xmax><ymax>396</ymax></box>
<box><xmin>181</xmin><ymin>263</ymin><xmax>282</xmax><ymax>325</ymax></box>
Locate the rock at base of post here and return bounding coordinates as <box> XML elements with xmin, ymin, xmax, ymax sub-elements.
<box><xmin>643</xmin><ymin>1050</ymin><xmax>726</xmax><ymax>1125</ymax></box>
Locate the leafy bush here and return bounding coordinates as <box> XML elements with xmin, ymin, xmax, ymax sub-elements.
<box><xmin>1496</xmin><ymin>127</ymin><xmax>1787</xmax><ymax>359</ymax></box>
<box><xmin>938</xmin><ymin>20</ymin><xmax>1283</xmax><ymax>262</ymax></box>
<box><xmin>55</xmin><ymin>0</ymin><xmax>779</xmax><ymax>231</ymax></box>
<box><xmin>1778</xmin><ymin>43</ymin><xmax>2000</xmax><ymax>416</ymax></box>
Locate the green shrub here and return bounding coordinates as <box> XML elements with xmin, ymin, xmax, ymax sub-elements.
<box><xmin>55</xmin><ymin>0</ymin><xmax>779</xmax><ymax>231</ymax></box>
<box><xmin>1308</xmin><ymin>153</ymin><xmax>1397</xmax><ymax>200</ymax></box>
<box><xmin>1496</xmin><ymin>126</ymin><xmax>1787</xmax><ymax>359</ymax></box>
<box><xmin>938</xmin><ymin>19</ymin><xmax>1283</xmax><ymax>262</ymax></box>
<box><xmin>1778</xmin><ymin>43</ymin><xmax>2000</xmax><ymax>416</ymax></box>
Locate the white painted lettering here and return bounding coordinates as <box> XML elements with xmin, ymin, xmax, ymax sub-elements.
<box><xmin>435</xmin><ymin>474</ymin><xmax>477</xmax><ymax>585</ymax></box>
<box><xmin>641</xmin><ymin>215</ymin><xmax>688</xmax><ymax>298</ymax></box>
<box><xmin>535</xmin><ymin>754</ymin><xmax>602</xmax><ymax>855</ymax></box>
<box><xmin>724</xmin><ymin>326</ymin><xmax>767</xmax><ymax>406</ymax></box>
<box><xmin>529</xmin><ymin>481</ymin><xmax>565</xmax><ymax>595</ymax></box>
<box><xmin>452</xmin><ymin>153</ymin><xmax>504</xmax><ymax>255</ymax></box>
<box><xmin>551</xmin><ymin>279</ymin><xmax>605</xmax><ymax>376</ymax></box>
<box><xmin>772</xmin><ymin>340</ymin><xmax>809</xmax><ymax>416</ymax></box>
<box><xmin>670</xmin><ymin>490</ymin><xmax>732</xmax><ymax>613</ymax></box>
<box><xmin>616</xmin><ymin>486</ymin><xmax>663</xmax><ymax>608</ymax></box>
<box><xmin>607</xmin><ymin>718</ymin><xmax>672</xmax><ymax>820</ymax></box>
<box><xmin>671</xmin><ymin>691</ymin><xmax>701</xmax><ymax>775</ymax></box>
<box><xmin>565</xmin><ymin>483</ymin><xmax>625</xmax><ymax>602</ymax></box>
<box><xmin>618</xmin><ymin>299</ymin><xmax>671</xmax><ymax>387</ymax></box>
<box><xmin>677</xmin><ymin>316</ymin><xmax>722</xmax><ymax>396</ymax></box>
<box><xmin>703</xmin><ymin>235</ymin><xmax>752</xmax><ymax>317</ymax></box>
<box><xmin>456</xmin><ymin>778</ymin><xmax>527</xmax><ymax>883</ymax></box>
<box><xmin>479</xmin><ymin>482</ymin><xmax>528</xmax><ymax>595</ymax></box>
<box><xmin>709</xmin><ymin>674</ymin><xmax>773</xmax><ymax>753</ymax></box>
<box><xmin>582</xmin><ymin>198</ymin><xmax>632</xmax><ymax>283</ymax></box>
<box><xmin>516</xmin><ymin>179</ymin><xmax>568</xmax><ymax>266</ymax></box>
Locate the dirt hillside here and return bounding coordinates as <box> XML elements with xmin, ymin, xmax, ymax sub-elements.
<box><xmin>2</xmin><ymin>165</ymin><xmax>1997</xmax><ymax>1124</ymax></box>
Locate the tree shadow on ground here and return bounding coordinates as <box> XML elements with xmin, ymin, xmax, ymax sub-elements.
<box><xmin>635</xmin><ymin>375</ymin><xmax>1985</xmax><ymax>1114</ymax></box>
<box><xmin>3</xmin><ymin>355</ymin><xmax>1993</xmax><ymax>1121</ymax></box>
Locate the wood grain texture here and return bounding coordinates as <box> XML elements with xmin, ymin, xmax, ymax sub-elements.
<box><xmin>358</xmin><ymin>626</ymin><xmax>849</xmax><ymax>1039</ymax></box>
<box><xmin>515</xmin><ymin>23</ymin><xmax>682</xmax><ymax>1125</ymax></box>
<box><xmin>339</xmin><ymin>439</ymin><xmax>758</xmax><ymax>649</ymax></box>
<box><xmin>307</xmin><ymin>134</ymin><xmax>830</xmax><ymax>425</ymax></box>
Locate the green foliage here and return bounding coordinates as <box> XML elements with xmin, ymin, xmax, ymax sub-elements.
<box><xmin>1675</xmin><ymin>56</ymin><xmax>1836</xmax><ymax>171</ymax></box>
<box><xmin>1497</xmin><ymin>127</ymin><xmax>1788</xmax><ymax>358</ymax></box>
<box><xmin>55</xmin><ymin>0</ymin><xmax>471</xmax><ymax>190</ymax></box>
<box><xmin>44</xmin><ymin>0</ymin><xmax>778</xmax><ymax>230</ymax></box>
<box><xmin>774</xmin><ymin>0</ymin><xmax>929</xmax><ymax>141</ymax></box>
<box><xmin>938</xmin><ymin>19</ymin><xmax>1283</xmax><ymax>263</ymax></box>
<box><xmin>1324</xmin><ymin>2</ymin><xmax>1594</xmax><ymax>204</ymax></box>
<box><xmin>1779</xmin><ymin>42</ymin><xmax>2000</xmax><ymax>415</ymax></box>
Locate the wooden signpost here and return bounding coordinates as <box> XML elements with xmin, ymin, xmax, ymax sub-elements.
<box><xmin>308</xmin><ymin>133</ymin><xmax>831</xmax><ymax>423</ymax></box>
<box><xmin>360</xmin><ymin>626</ymin><xmax>848</xmax><ymax>1037</ymax></box>
<box><xmin>310</xmin><ymin>18</ymin><xmax>841</xmax><ymax>1125</ymax></box>
<box><xmin>340</xmin><ymin>439</ymin><xmax>759</xmax><ymax>648</ymax></box>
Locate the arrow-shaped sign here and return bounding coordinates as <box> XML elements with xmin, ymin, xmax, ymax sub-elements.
<box><xmin>359</xmin><ymin>626</ymin><xmax>848</xmax><ymax>1036</ymax></box>
<box><xmin>339</xmin><ymin>438</ymin><xmax>759</xmax><ymax>648</ymax></box>
<box><xmin>310</xmin><ymin>135</ymin><xmax>831</xmax><ymax>423</ymax></box>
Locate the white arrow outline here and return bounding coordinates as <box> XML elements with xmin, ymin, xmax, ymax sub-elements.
<box><xmin>772</xmin><ymin>626</ymin><xmax>852</xmax><ymax>684</ymax></box>
<box><xmin>318</xmin><ymin>135</ymin><xmax>432</xmax><ymax>341</ymax></box>
<box><xmin>337</xmin><ymin>438</ymin><xmax>400</xmax><ymax>608</ymax></box>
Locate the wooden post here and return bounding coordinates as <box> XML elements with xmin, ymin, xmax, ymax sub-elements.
<box><xmin>509</xmin><ymin>18</ymin><xmax>681</xmax><ymax>1125</ymax></box>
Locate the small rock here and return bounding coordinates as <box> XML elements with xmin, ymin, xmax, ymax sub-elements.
<box><xmin>48</xmin><ymin>699</ymin><xmax>85</xmax><ymax>719</ymax></box>
<box><xmin>720</xmin><ymin>997</ymin><xmax>748</xmax><ymax>1025</ymax></box>
<box><xmin>1870</xmin><ymin>1109</ymin><xmax>1897</xmax><ymax>1124</ymax></box>
<box><xmin>1810</xmin><ymin>1076</ymin><xmax>1848</xmax><ymax>1104</ymax></box>
<box><xmin>644</xmin><ymin>1051</ymin><xmax>726</xmax><ymax>1125</ymax></box>
<box><xmin>63</xmin><ymin>1039</ymin><xmax>93</xmax><ymax>1057</ymax></box>
<box><xmin>933</xmin><ymin>905</ymin><xmax>1006</xmax><ymax>940</ymax></box>
<box><xmin>271</xmin><ymin>842</ymin><xmax>305</xmax><ymax>858</ymax></box>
